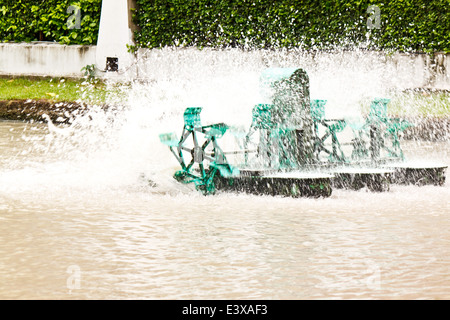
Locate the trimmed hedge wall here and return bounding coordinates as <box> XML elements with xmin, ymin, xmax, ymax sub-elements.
<box><xmin>0</xmin><ymin>0</ymin><xmax>101</xmax><ymax>45</ymax></box>
<box><xmin>1</xmin><ymin>0</ymin><xmax>448</xmax><ymax>52</ymax></box>
<box><xmin>133</xmin><ymin>0</ymin><xmax>450</xmax><ymax>53</ymax></box>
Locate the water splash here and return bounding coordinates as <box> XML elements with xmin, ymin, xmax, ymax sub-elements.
<box><xmin>0</xmin><ymin>48</ymin><xmax>449</xmax><ymax>301</ymax></box>
<box><xmin>1</xmin><ymin>47</ymin><xmax>448</xmax><ymax>195</ymax></box>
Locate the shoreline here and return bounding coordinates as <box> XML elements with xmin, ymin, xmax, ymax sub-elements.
<box><xmin>0</xmin><ymin>99</ymin><xmax>448</xmax><ymax>141</ymax></box>
<box><xmin>0</xmin><ymin>99</ymin><xmax>105</xmax><ymax>123</ymax></box>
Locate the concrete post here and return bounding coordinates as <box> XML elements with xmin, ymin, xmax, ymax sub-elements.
<box><xmin>95</xmin><ymin>0</ymin><xmax>136</xmax><ymax>79</ymax></box>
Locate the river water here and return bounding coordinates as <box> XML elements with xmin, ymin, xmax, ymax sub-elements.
<box><xmin>0</xmin><ymin>48</ymin><xmax>449</xmax><ymax>300</ymax></box>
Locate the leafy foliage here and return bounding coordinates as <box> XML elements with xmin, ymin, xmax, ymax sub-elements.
<box><xmin>133</xmin><ymin>0</ymin><xmax>450</xmax><ymax>52</ymax></box>
<box><xmin>0</xmin><ymin>0</ymin><xmax>101</xmax><ymax>45</ymax></box>
<box><xmin>1</xmin><ymin>0</ymin><xmax>448</xmax><ymax>52</ymax></box>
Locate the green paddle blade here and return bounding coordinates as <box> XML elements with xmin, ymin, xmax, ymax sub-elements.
<box><xmin>159</xmin><ymin>132</ymin><xmax>179</xmax><ymax>147</ymax></box>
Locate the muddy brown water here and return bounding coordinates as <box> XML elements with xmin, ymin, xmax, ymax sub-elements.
<box><xmin>0</xmin><ymin>120</ymin><xmax>449</xmax><ymax>299</ymax></box>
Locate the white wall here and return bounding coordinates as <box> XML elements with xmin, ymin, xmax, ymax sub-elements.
<box><xmin>135</xmin><ymin>48</ymin><xmax>450</xmax><ymax>90</ymax></box>
<box><xmin>0</xmin><ymin>42</ymin><xmax>96</xmax><ymax>78</ymax></box>
<box><xmin>0</xmin><ymin>42</ymin><xmax>449</xmax><ymax>91</ymax></box>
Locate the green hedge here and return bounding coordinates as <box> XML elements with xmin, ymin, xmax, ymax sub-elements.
<box><xmin>133</xmin><ymin>0</ymin><xmax>450</xmax><ymax>53</ymax></box>
<box><xmin>0</xmin><ymin>0</ymin><xmax>101</xmax><ymax>45</ymax></box>
<box><xmin>2</xmin><ymin>0</ymin><xmax>448</xmax><ymax>52</ymax></box>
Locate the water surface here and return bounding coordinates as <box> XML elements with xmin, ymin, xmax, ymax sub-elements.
<box><xmin>0</xmin><ymin>120</ymin><xmax>448</xmax><ymax>299</ymax></box>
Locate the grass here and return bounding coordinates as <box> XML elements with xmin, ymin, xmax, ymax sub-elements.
<box><xmin>0</xmin><ymin>76</ymin><xmax>449</xmax><ymax>118</ymax></box>
<box><xmin>0</xmin><ymin>76</ymin><xmax>124</xmax><ymax>103</ymax></box>
<box><xmin>356</xmin><ymin>91</ymin><xmax>450</xmax><ymax>119</ymax></box>
<box><xmin>387</xmin><ymin>91</ymin><xmax>450</xmax><ymax>118</ymax></box>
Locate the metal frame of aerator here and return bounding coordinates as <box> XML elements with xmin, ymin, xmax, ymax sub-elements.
<box><xmin>159</xmin><ymin>107</ymin><xmax>238</xmax><ymax>194</ymax></box>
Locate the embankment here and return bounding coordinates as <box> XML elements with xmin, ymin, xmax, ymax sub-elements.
<box><xmin>0</xmin><ymin>99</ymin><xmax>96</xmax><ymax>123</ymax></box>
<box><xmin>0</xmin><ymin>99</ymin><xmax>448</xmax><ymax>141</ymax></box>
